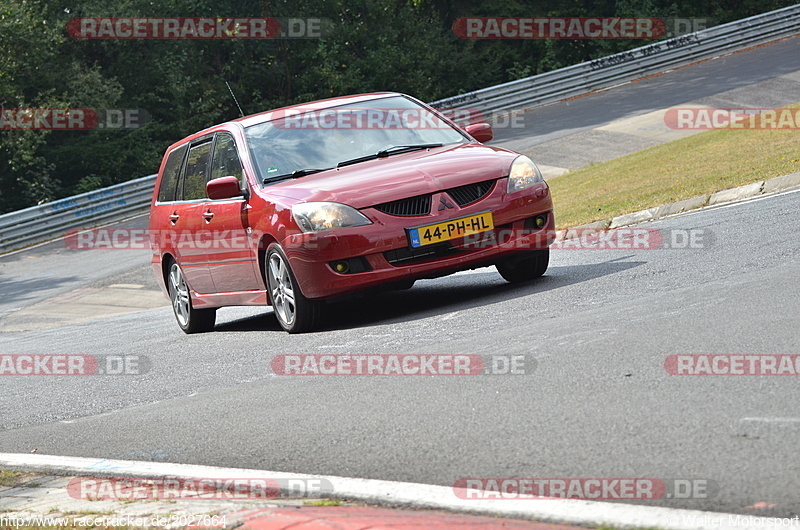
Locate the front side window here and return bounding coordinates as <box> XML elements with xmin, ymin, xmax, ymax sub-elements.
<box><xmin>210</xmin><ymin>133</ymin><xmax>244</xmax><ymax>185</ymax></box>
<box><xmin>182</xmin><ymin>140</ymin><xmax>213</xmax><ymax>201</ymax></box>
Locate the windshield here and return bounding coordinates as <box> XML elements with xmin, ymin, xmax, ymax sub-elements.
<box><xmin>244</xmin><ymin>95</ymin><xmax>467</xmax><ymax>183</ymax></box>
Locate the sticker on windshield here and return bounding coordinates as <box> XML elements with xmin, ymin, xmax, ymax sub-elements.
<box><xmin>266</xmin><ymin>166</ymin><xmax>279</xmax><ymax>174</ymax></box>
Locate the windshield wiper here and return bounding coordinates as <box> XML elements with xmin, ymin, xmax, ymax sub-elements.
<box><xmin>264</xmin><ymin>168</ymin><xmax>332</xmax><ymax>183</ymax></box>
<box><xmin>337</xmin><ymin>144</ymin><xmax>443</xmax><ymax>168</ymax></box>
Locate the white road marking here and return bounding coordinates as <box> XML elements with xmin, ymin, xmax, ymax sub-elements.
<box><xmin>1</xmin><ymin>453</ymin><xmax>796</xmax><ymax>529</ymax></box>
<box><xmin>734</xmin><ymin>417</ymin><xmax>800</xmax><ymax>439</ymax></box>
<box><xmin>666</xmin><ymin>187</ymin><xmax>800</xmax><ymax>222</ymax></box>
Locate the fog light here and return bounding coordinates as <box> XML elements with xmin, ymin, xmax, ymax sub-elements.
<box><xmin>535</xmin><ymin>215</ymin><xmax>546</xmax><ymax>228</ymax></box>
<box><xmin>329</xmin><ymin>257</ymin><xmax>371</xmax><ymax>274</ymax></box>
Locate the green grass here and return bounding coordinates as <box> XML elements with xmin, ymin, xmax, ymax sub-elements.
<box><xmin>304</xmin><ymin>498</ymin><xmax>344</xmax><ymax>506</ymax></box>
<box><xmin>0</xmin><ymin>470</ymin><xmax>24</xmax><ymax>487</ymax></box>
<box><xmin>549</xmin><ymin>108</ymin><xmax>800</xmax><ymax>228</ymax></box>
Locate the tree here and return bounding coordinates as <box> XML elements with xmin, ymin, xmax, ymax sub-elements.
<box><xmin>0</xmin><ymin>0</ymin><xmax>794</xmax><ymax>214</ymax></box>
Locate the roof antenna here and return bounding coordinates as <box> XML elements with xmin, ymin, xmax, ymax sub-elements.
<box><xmin>226</xmin><ymin>81</ymin><xmax>245</xmax><ymax>118</ymax></box>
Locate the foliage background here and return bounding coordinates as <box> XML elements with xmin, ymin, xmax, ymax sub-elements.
<box><xmin>0</xmin><ymin>0</ymin><xmax>792</xmax><ymax>213</ymax></box>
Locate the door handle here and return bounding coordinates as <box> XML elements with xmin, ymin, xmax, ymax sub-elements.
<box><xmin>202</xmin><ymin>209</ymin><xmax>214</xmax><ymax>222</ymax></box>
<box><xmin>168</xmin><ymin>211</ymin><xmax>180</xmax><ymax>224</ymax></box>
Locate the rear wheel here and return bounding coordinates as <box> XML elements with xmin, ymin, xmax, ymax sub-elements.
<box><xmin>266</xmin><ymin>245</ymin><xmax>324</xmax><ymax>333</ymax></box>
<box><xmin>167</xmin><ymin>261</ymin><xmax>216</xmax><ymax>333</ymax></box>
<box><xmin>496</xmin><ymin>249</ymin><xmax>549</xmax><ymax>283</ymax></box>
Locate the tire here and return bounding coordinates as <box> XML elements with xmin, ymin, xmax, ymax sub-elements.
<box><xmin>496</xmin><ymin>249</ymin><xmax>549</xmax><ymax>283</ymax></box>
<box><xmin>167</xmin><ymin>261</ymin><xmax>216</xmax><ymax>334</ymax></box>
<box><xmin>265</xmin><ymin>245</ymin><xmax>324</xmax><ymax>333</ymax></box>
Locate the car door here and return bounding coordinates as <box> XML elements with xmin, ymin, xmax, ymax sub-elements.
<box><xmin>171</xmin><ymin>137</ymin><xmax>217</xmax><ymax>294</ymax></box>
<box><xmin>203</xmin><ymin>131</ymin><xmax>263</xmax><ymax>293</ymax></box>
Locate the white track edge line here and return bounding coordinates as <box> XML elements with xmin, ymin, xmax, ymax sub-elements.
<box><xmin>1</xmin><ymin>453</ymin><xmax>795</xmax><ymax>529</ymax></box>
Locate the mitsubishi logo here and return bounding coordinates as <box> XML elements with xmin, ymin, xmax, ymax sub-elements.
<box><xmin>438</xmin><ymin>196</ymin><xmax>455</xmax><ymax>211</ymax></box>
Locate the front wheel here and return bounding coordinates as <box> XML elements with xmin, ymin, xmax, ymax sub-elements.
<box><xmin>266</xmin><ymin>245</ymin><xmax>324</xmax><ymax>333</ymax></box>
<box><xmin>495</xmin><ymin>249</ymin><xmax>549</xmax><ymax>283</ymax></box>
<box><xmin>167</xmin><ymin>261</ymin><xmax>216</xmax><ymax>333</ymax></box>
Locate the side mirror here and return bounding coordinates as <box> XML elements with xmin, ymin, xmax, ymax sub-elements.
<box><xmin>207</xmin><ymin>176</ymin><xmax>244</xmax><ymax>200</ymax></box>
<box><xmin>464</xmin><ymin>123</ymin><xmax>493</xmax><ymax>143</ymax></box>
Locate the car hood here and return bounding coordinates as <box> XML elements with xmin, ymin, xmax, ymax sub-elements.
<box><xmin>262</xmin><ymin>143</ymin><xmax>517</xmax><ymax>209</ymax></box>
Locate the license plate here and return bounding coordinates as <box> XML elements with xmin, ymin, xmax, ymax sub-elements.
<box><xmin>407</xmin><ymin>211</ymin><xmax>494</xmax><ymax>248</ymax></box>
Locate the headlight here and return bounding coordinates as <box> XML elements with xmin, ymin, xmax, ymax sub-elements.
<box><xmin>292</xmin><ymin>202</ymin><xmax>372</xmax><ymax>233</ymax></box>
<box><xmin>507</xmin><ymin>155</ymin><xmax>544</xmax><ymax>193</ymax></box>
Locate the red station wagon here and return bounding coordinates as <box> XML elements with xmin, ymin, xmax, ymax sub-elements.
<box><xmin>149</xmin><ymin>93</ymin><xmax>555</xmax><ymax>333</ymax></box>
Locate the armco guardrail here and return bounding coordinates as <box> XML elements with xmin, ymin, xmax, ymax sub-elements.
<box><xmin>430</xmin><ymin>4</ymin><xmax>800</xmax><ymax>118</ymax></box>
<box><xmin>1</xmin><ymin>5</ymin><xmax>798</xmax><ymax>254</ymax></box>
<box><xmin>0</xmin><ymin>174</ymin><xmax>156</xmax><ymax>253</ymax></box>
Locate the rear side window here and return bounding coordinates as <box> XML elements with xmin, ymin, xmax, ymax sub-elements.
<box><xmin>157</xmin><ymin>144</ymin><xmax>187</xmax><ymax>202</ymax></box>
<box><xmin>182</xmin><ymin>140</ymin><xmax>213</xmax><ymax>201</ymax></box>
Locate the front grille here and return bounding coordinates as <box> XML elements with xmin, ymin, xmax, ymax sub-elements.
<box><xmin>445</xmin><ymin>180</ymin><xmax>495</xmax><ymax>207</ymax></box>
<box><xmin>373</xmin><ymin>194</ymin><xmax>431</xmax><ymax>217</ymax></box>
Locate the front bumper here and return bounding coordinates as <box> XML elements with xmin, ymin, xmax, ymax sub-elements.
<box><xmin>282</xmin><ymin>179</ymin><xmax>555</xmax><ymax>300</ymax></box>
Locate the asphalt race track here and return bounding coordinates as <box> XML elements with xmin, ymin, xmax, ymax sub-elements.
<box><xmin>1</xmin><ymin>37</ymin><xmax>799</xmax><ymax>517</ymax></box>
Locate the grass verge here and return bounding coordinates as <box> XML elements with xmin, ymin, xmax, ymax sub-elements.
<box><xmin>548</xmin><ymin>108</ymin><xmax>800</xmax><ymax>228</ymax></box>
<box><xmin>0</xmin><ymin>470</ymin><xmax>25</xmax><ymax>487</ymax></box>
